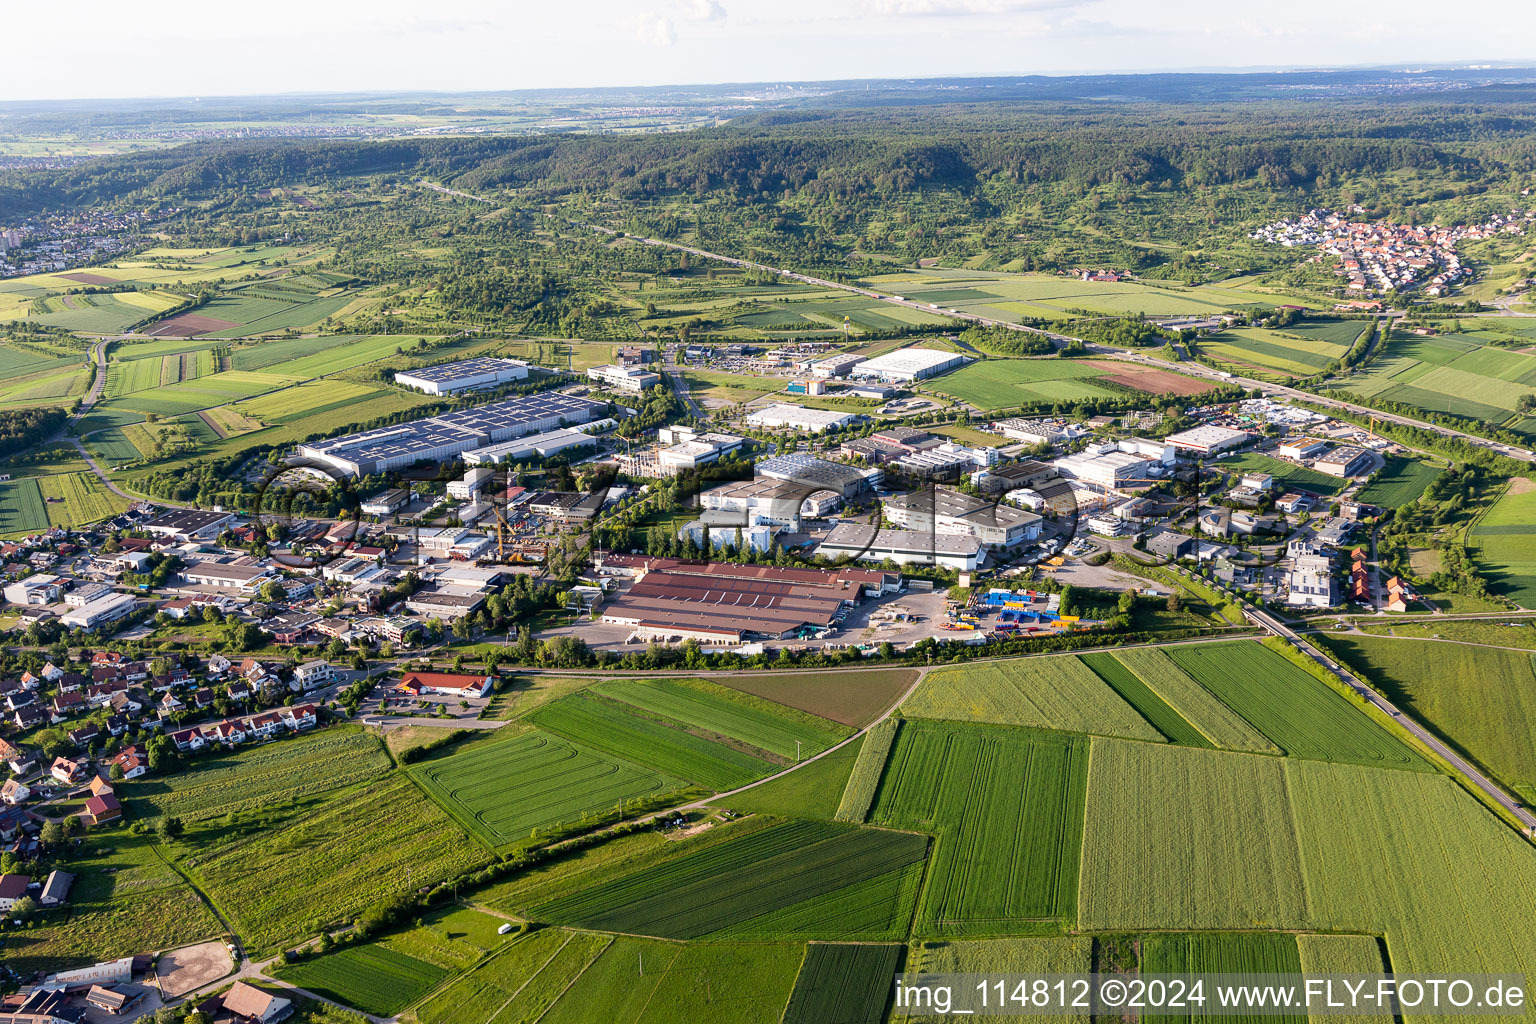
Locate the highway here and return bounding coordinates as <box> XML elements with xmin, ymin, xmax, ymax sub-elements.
<box><xmin>1248</xmin><ymin>605</ymin><xmax>1536</xmax><ymax>833</ymax></box>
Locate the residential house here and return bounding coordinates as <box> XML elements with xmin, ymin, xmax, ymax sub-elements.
<box><xmin>38</xmin><ymin>869</ymin><xmax>72</xmax><ymax>906</ymax></box>
<box><xmin>292</xmin><ymin>661</ymin><xmax>335</xmax><ymax>692</ymax></box>
<box><xmin>51</xmin><ymin>757</ymin><xmax>85</xmax><ymax>785</ymax></box>
<box><xmin>0</xmin><ymin>874</ymin><xmax>30</xmax><ymax>910</ymax></box>
<box><xmin>14</xmin><ymin>703</ymin><xmax>46</xmax><ymax>730</ymax></box>
<box><xmin>395</xmin><ymin>672</ymin><xmax>494</xmax><ymax>699</ymax></box>
<box><xmin>105</xmin><ymin>713</ymin><xmax>130</xmax><ymax>737</ymax></box>
<box><xmin>158</xmin><ymin>693</ymin><xmax>184</xmax><ymax>716</ymax></box>
<box><xmin>111</xmin><ymin>746</ymin><xmax>147</xmax><ymax>779</ymax></box>
<box><xmin>68</xmin><ymin>723</ymin><xmax>100</xmax><ymax>748</ymax></box>
<box><xmin>237</xmin><ymin>658</ymin><xmax>267</xmax><ymax>682</ymax></box>
<box><xmin>82</xmin><ymin>790</ymin><xmax>122</xmax><ymax>826</ymax></box>
<box><xmin>198</xmin><ymin>981</ymin><xmax>292</xmax><ymax>1024</ymax></box>
<box><xmin>0</xmin><ymin>778</ymin><xmax>28</xmax><ymax>805</ymax></box>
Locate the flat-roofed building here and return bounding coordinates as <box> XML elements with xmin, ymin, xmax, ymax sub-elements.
<box><xmin>142</xmin><ymin>509</ymin><xmax>233</xmax><ymax>540</ymax></box>
<box><xmin>1053</xmin><ymin>449</ymin><xmax>1160</xmax><ymax>491</ymax></box>
<box><xmin>818</xmin><ymin>523</ymin><xmax>983</xmax><ymax>570</ymax></box>
<box><xmin>297</xmin><ymin>393</ymin><xmax>605</xmax><ymax>476</ymax></box>
<box><xmin>395</xmin><ymin>357</ymin><xmax>530</xmax><ymax>395</ymax></box>
<box><xmin>1278</xmin><ymin>436</ymin><xmax>1330</xmax><ymax>460</ymax></box>
<box><xmin>5</xmin><ymin>574</ymin><xmax>62</xmax><ymax>606</ymax></box>
<box><xmin>756</xmin><ymin>453</ymin><xmax>875</xmax><ymax>498</ymax></box>
<box><xmin>404</xmin><ymin>587</ymin><xmax>486</xmax><ymax>620</ymax></box>
<box><xmin>587</xmin><ymin>364</ymin><xmax>661</xmax><ymax>392</ymax></box>
<box><xmin>61</xmin><ymin>593</ymin><xmax>137</xmax><ymax>630</ymax></box>
<box><xmin>447</xmin><ymin>467</ymin><xmax>495</xmax><ymax>500</ymax></box>
<box><xmin>462</xmin><ymin>428</ymin><xmax>598</xmax><ymax>465</ymax></box>
<box><xmin>360</xmin><ymin>488</ymin><xmax>410</xmax><ymax>516</ymax></box>
<box><xmin>1314</xmin><ymin>446</ymin><xmax>1372</xmax><ymax>477</ymax></box>
<box><xmin>883</xmin><ymin>486</ymin><xmax>1042</xmax><ymax>549</ymax></box>
<box><xmin>600</xmin><ymin>567</ymin><xmax>852</xmax><ymax>641</ymax></box>
<box><xmin>180</xmin><ymin>562</ymin><xmax>274</xmax><ymax>594</ymax></box>
<box><xmin>700</xmin><ymin>478</ymin><xmax>812</xmax><ymax>529</ymax></box>
<box><xmin>993</xmin><ymin>417</ymin><xmax>1078</xmax><ymax>445</ymax></box>
<box><xmin>811</xmin><ymin>353</ymin><xmax>865</xmax><ymax>378</ymax></box>
<box><xmin>852</xmin><ymin>347</ymin><xmax>970</xmax><ymax>382</ymax></box>
<box><xmin>1166</xmin><ymin>424</ymin><xmax>1252</xmax><ymax>455</ymax></box>
<box><xmin>746</xmin><ymin>403</ymin><xmax>857</xmax><ymax>434</ymax></box>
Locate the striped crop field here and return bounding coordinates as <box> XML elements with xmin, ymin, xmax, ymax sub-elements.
<box><xmin>1164</xmin><ymin>641</ymin><xmax>1431</xmax><ymax>769</ymax></box>
<box><xmin>529</xmin><ymin>692</ymin><xmax>777</xmax><ymax>791</ymax></box>
<box><xmin>870</xmin><ymin>720</ymin><xmax>1088</xmax><ymax>933</ymax></box>
<box><xmin>902</xmin><ymin>656</ymin><xmax>1163</xmax><ymax>741</ymax></box>
<box><xmin>1077</xmin><ymin>652</ymin><xmax>1211</xmax><ymax>748</ymax></box>
<box><xmin>0</xmin><ymin>477</ymin><xmax>49</xmax><ymax>535</ymax></box>
<box><xmin>592</xmin><ymin>678</ymin><xmax>850</xmax><ymax>760</ymax></box>
<box><xmin>1140</xmin><ymin>933</ymin><xmax>1305</xmax><ymax>1024</ymax></box>
<box><xmin>1107</xmin><ymin>647</ymin><xmax>1280</xmax><ymax>754</ymax></box>
<box><xmin>1078</xmin><ymin>739</ymin><xmax>1309</xmax><ymax>931</ymax></box>
<box><xmin>783</xmin><ymin>943</ymin><xmax>903</xmax><ymax>1024</ymax></box>
<box><xmin>272</xmin><ymin>944</ymin><xmax>448</xmax><ymax>1017</ymax></box>
<box><xmin>836</xmin><ymin>718</ymin><xmax>899</xmax><ymax>823</ymax></box>
<box><xmin>414</xmin><ymin>929</ymin><xmax>605</xmax><ymax>1024</ymax></box>
<box><xmin>532</xmin><ymin>819</ymin><xmax>928</xmax><ymax>941</ymax></box>
<box><xmin>411</xmin><ymin>729</ymin><xmax>686</xmax><ymax>846</ymax></box>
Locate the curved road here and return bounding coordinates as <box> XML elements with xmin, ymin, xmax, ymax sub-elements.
<box><xmin>1250</xmin><ymin>605</ymin><xmax>1536</xmax><ymax>832</ymax></box>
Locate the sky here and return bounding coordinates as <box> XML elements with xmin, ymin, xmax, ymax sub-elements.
<box><xmin>4</xmin><ymin>0</ymin><xmax>1535</xmax><ymax>101</ymax></box>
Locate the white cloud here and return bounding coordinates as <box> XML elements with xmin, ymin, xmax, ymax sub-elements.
<box><xmin>680</xmin><ymin>0</ymin><xmax>727</xmax><ymax>21</ymax></box>
<box><xmin>636</xmin><ymin>12</ymin><xmax>678</xmax><ymax>45</ymax></box>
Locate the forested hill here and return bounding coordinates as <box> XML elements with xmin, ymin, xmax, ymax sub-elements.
<box><xmin>9</xmin><ymin>97</ymin><xmax>1536</xmax><ymax>217</ymax></box>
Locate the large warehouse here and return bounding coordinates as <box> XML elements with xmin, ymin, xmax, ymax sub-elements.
<box><xmin>394</xmin><ymin>357</ymin><xmax>530</xmax><ymax>395</ymax></box>
<box><xmin>818</xmin><ymin>524</ymin><xmax>984</xmax><ymax>570</ymax></box>
<box><xmin>1166</xmin><ymin>424</ymin><xmax>1252</xmax><ymax>455</ymax></box>
<box><xmin>745</xmin><ymin>403</ymin><xmax>857</xmax><ymax>433</ymax></box>
<box><xmin>297</xmin><ymin>393</ymin><xmax>606</xmax><ymax>476</ymax></box>
<box><xmin>882</xmin><ymin>486</ymin><xmax>1042</xmax><ymax>549</ymax></box>
<box><xmin>756</xmin><ymin>453</ymin><xmax>877</xmax><ymax>499</ymax></box>
<box><xmin>598</xmin><ymin>559</ymin><xmax>895</xmax><ymax>642</ymax></box>
<box><xmin>851</xmin><ymin>347</ymin><xmax>970</xmax><ymax>382</ymax></box>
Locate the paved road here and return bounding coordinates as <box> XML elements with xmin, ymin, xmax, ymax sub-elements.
<box><xmin>581</xmin><ymin>218</ymin><xmax>1536</xmax><ymax>466</ymax></box>
<box><xmin>1249</xmin><ymin>605</ymin><xmax>1536</xmax><ymax>832</ymax></box>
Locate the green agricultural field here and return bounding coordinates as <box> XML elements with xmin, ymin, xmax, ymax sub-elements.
<box><xmin>1107</xmin><ymin>648</ymin><xmax>1280</xmax><ymax>754</ymax></box>
<box><xmin>108</xmin><ymin>368</ymin><xmax>300</xmax><ymax>417</ymax></box>
<box><xmin>1333</xmin><ymin>331</ymin><xmax>1536</xmax><ymax>430</ymax></box>
<box><xmin>535</xmin><ymin>937</ymin><xmax>680</xmax><ymax>1024</ymax></box>
<box><xmin>835</xmin><ymin>719</ymin><xmax>899</xmax><ymax>823</ymax></box>
<box><xmin>262</xmin><ymin>334</ymin><xmax>432</xmax><ymax>376</ymax></box>
<box><xmin>380</xmin><ymin>904</ymin><xmax>515</xmax><ymax>969</ymax></box>
<box><xmin>3</xmin><ymin>886</ymin><xmax>222</xmax><ymax>977</ymax></box>
<box><xmin>0</xmin><ymin>476</ymin><xmax>50</xmax><ymax>535</ymax></box>
<box><xmin>532</xmin><ymin>819</ymin><xmax>927</xmax><ymax>941</ymax></box>
<box><xmin>414</xmin><ymin>928</ymin><xmax>596</xmax><ymax>1024</ymax></box>
<box><xmin>1079</xmin><ymin>739</ymin><xmax>1309</xmax><ymax>931</ymax></box>
<box><xmin>718</xmin><ymin>734</ymin><xmax>864</xmax><ymax>819</ymax></box>
<box><xmin>1289</xmin><ymin>760</ymin><xmax>1536</xmax><ymax>979</ymax></box>
<box><xmin>273</xmin><ymin>944</ymin><xmax>448</xmax><ymax>1017</ymax></box>
<box><xmin>871</xmin><ymin>720</ymin><xmax>1087</xmax><ymax>934</ymax></box>
<box><xmin>1141</xmin><ymin>933</ymin><xmax>1305</xmax><ymax>1024</ymax></box>
<box><xmin>0</xmin><ymin>342</ymin><xmax>80</xmax><ymax>378</ymax></box>
<box><xmin>1165</xmin><ymin>641</ymin><xmax>1430</xmax><ymax>770</ymax></box>
<box><xmin>1217</xmin><ymin>451</ymin><xmax>1346</xmax><ymax>496</ymax></box>
<box><xmin>1470</xmin><ymin>480</ymin><xmax>1536</xmax><ymax>607</ymax></box>
<box><xmin>36</xmin><ymin>472</ymin><xmax>128</xmax><ymax>529</ymax></box>
<box><xmin>122</xmin><ymin>727</ymin><xmax>393</xmax><ymax>824</ymax></box>
<box><xmin>184</xmin><ymin>774</ymin><xmax>491</xmax><ymax>954</ymax></box>
<box><xmin>1318</xmin><ymin>634</ymin><xmax>1536</xmax><ymax>801</ymax></box>
<box><xmin>1078</xmin><ymin>651</ymin><xmax>1211</xmax><ymax>747</ymax></box>
<box><xmin>411</xmin><ymin>729</ymin><xmax>686</xmax><ymax>846</ymax></box>
<box><xmin>1199</xmin><ymin>326</ymin><xmax>1352</xmax><ymax>378</ymax></box>
<box><xmin>529</xmin><ymin>692</ymin><xmax>777</xmax><ymax>791</ymax></box>
<box><xmin>902</xmin><ymin>656</ymin><xmax>1164</xmax><ymax>741</ymax></box>
<box><xmin>1356</xmin><ymin>454</ymin><xmax>1444</xmax><ymax>507</ymax></box>
<box><xmin>609</xmin><ymin>942</ymin><xmax>805</xmax><ymax>1024</ymax></box>
<box><xmin>230</xmin><ymin>333</ymin><xmax>360</xmax><ymax>370</ymax></box>
<box><xmin>928</xmin><ymin>359</ymin><xmax>1118</xmax><ymax>410</ymax></box>
<box><xmin>783</xmin><ymin>943</ymin><xmax>902</xmax><ymax>1024</ymax></box>
<box><xmin>593</xmin><ymin>678</ymin><xmax>850</xmax><ymax>760</ymax></box>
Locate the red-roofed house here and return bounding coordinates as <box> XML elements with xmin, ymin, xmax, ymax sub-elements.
<box><xmin>82</xmin><ymin>791</ymin><xmax>121</xmax><ymax>826</ymax></box>
<box><xmin>396</xmin><ymin>672</ymin><xmax>493</xmax><ymax>698</ymax></box>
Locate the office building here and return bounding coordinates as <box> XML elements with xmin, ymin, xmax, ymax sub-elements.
<box><xmin>587</xmin><ymin>364</ymin><xmax>661</xmax><ymax>392</ymax></box>
<box><xmin>882</xmin><ymin>486</ymin><xmax>1042</xmax><ymax>549</ymax></box>
<box><xmin>1314</xmin><ymin>446</ymin><xmax>1372</xmax><ymax>477</ymax></box>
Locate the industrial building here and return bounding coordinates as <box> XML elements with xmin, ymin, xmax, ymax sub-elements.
<box><xmin>462</xmin><ymin>427</ymin><xmax>599</xmax><ymax>465</ymax></box>
<box><xmin>786</xmin><ymin>379</ymin><xmax>826</xmax><ymax>396</ymax></box>
<box><xmin>756</xmin><ymin>452</ymin><xmax>876</xmax><ymax>498</ymax></box>
<box><xmin>851</xmin><ymin>347</ymin><xmax>970</xmax><ymax>382</ymax></box>
<box><xmin>61</xmin><ymin>593</ymin><xmax>138</xmax><ymax>630</ymax></box>
<box><xmin>992</xmin><ymin>417</ymin><xmax>1082</xmax><ymax>445</ymax></box>
<box><xmin>1052</xmin><ymin>443</ymin><xmax>1164</xmax><ymax>491</ymax></box>
<box><xmin>360</xmin><ymin>488</ymin><xmax>410</xmax><ymax>516</ymax></box>
<box><xmin>817</xmin><ymin>523</ymin><xmax>984</xmax><ymax>570</ymax></box>
<box><xmin>891</xmin><ymin>442</ymin><xmax>996</xmax><ymax>480</ymax></box>
<box><xmin>971</xmin><ymin>459</ymin><xmax>1058</xmax><ymax>493</ymax></box>
<box><xmin>587</xmin><ymin>364</ymin><xmax>661</xmax><ymax>392</ymax></box>
<box><xmin>1314</xmin><ymin>445</ymin><xmax>1372</xmax><ymax>477</ymax></box>
<box><xmin>142</xmin><ymin>509</ymin><xmax>233</xmax><ymax>540</ymax></box>
<box><xmin>745</xmin><ymin>403</ymin><xmax>858</xmax><ymax>433</ymax></box>
<box><xmin>810</xmin><ymin>353</ymin><xmax>865</xmax><ymax>378</ymax></box>
<box><xmin>598</xmin><ymin>559</ymin><xmax>892</xmax><ymax>643</ymax></box>
<box><xmin>4</xmin><ymin>574</ymin><xmax>62</xmax><ymax>606</ymax></box>
<box><xmin>180</xmin><ymin>562</ymin><xmax>275</xmax><ymax>594</ymax></box>
<box><xmin>1278</xmin><ymin>437</ymin><xmax>1330</xmax><ymax>460</ymax></box>
<box><xmin>699</xmin><ymin>478</ymin><xmax>837</xmax><ymax>530</ymax></box>
<box><xmin>882</xmin><ymin>486</ymin><xmax>1043</xmax><ymax>549</ymax></box>
<box><xmin>297</xmin><ymin>393</ymin><xmax>605</xmax><ymax>476</ymax></box>
<box><xmin>656</xmin><ymin>430</ymin><xmax>746</xmax><ymax>474</ymax></box>
<box><xmin>394</xmin><ymin>357</ymin><xmax>530</xmax><ymax>395</ymax></box>
<box><xmin>448</xmin><ymin>467</ymin><xmax>494</xmax><ymax>500</ymax></box>
<box><xmin>1165</xmin><ymin>424</ymin><xmax>1252</xmax><ymax>455</ymax></box>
